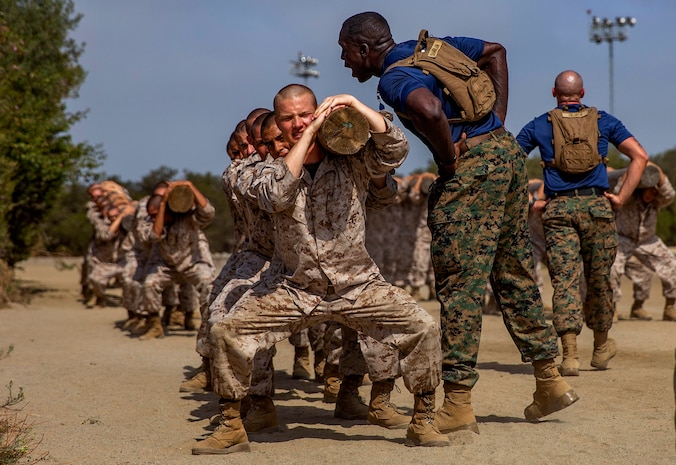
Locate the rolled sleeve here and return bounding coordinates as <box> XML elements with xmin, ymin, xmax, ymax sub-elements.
<box><xmin>363</xmin><ymin>118</ymin><xmax>409</xmax><ymax>178</ymax></box>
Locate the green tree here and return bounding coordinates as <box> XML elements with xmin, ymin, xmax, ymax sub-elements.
<box><xmin>0</xmin><ymin>0</ymin><xmax>102</xmax><ymax>269</ymax></box>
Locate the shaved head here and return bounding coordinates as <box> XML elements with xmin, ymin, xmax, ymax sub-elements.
<box><xmin>554</xmin><ymin>70</ymin><xmax>583</xmax><ymax>98</ymax></box>
<box><xmin>340</xmin><ymin>11</ymin><xmax>392</xmax><ymax>50</ymax></box>
<box><xmin>273</xmin><ymin>84</ymin><xmax>317</xmax><ymax>112</ymax></box>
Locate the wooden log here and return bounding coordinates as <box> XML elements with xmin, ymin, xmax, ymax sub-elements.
<box><xmin>317</xmin><ymin>106</ymin><xmax>370</xmax><ymax>155</ymax></box>
<box><xmin>167</xmin><ymin>184</ymin><xmax>195</xmax><ymax>213</ymax></box>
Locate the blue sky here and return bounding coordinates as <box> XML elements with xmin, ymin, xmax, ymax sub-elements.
<box><xmin>68</xmin><ymin>0</ymin><xmax>676</xmax><ymax>181</ymax></box>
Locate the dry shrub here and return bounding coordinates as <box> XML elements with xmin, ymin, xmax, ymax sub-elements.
<box><xmin>0</xmin><ymin>350</ymin><xmax>47</xmax><ymax>464</ymax></box>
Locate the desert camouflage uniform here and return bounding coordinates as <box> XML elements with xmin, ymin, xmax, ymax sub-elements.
<box><xmin>407</xmin><ymin>174</ymin><xmax>434</xmax><ymax>293</ymax></box>
<box><xmin>611</xmin><ymin>174</ymin><xmax>676</xmax><ymax>304</ymax></box>
<box><xmin>199</xmin><ymin>152</ymin><xmax>278</xmax><ymax>396</ymax></box>
<box><xmin>625</xmin><ymin>257</ymin><xmax>653</xmax><ymax>302</ymax></box>
<box><xmin>142</xmin><ymin>200</ymin><xmax>216</xmax><ymax>318</ymax></box>
<box><xmin>527</xmin><ymin>182</ymin><xmax>548</xmax><ymax>299</ymax></box>
<box><xmin>428</xmin><ymin>133</ymin><xmax>558</xmax><ymax>387</ymax></box>
<box><xmin>86</xmin><ymin>209</ymin><xmax>125</xmax><ymax>303</ymax></box>
<box><xmin>118</xmin><ymin>196</ymin><xmax>152</xmax><ymax>315</ymax></box>
<box><xmin>365</xmin><ymin>181</ymin><xmax>404</xmax><ymax>283</ymax></box>
<box><xmin>222</xmin><ymin>159</ymin><xmax>247</xmax><ymax>254</ymax></box>
<box><xmin>209</xmin><ymin>120</ymin><xmax>441</xmax><ymax>400</ymax></box>
<box><xmin>392</xmin><ymin>177</ymin><xmax>417</xmax><ymax>287</ymax></box>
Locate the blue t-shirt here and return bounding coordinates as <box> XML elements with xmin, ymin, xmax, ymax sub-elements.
<box><xmin>516</xmin><ymin>104</ymin><xmax>633</xmax><ymax>196</ymax></box>
<box><xmin>378</xmin><ymin>37</ymin><xmax>503</xmax><ymax>151</ymax></box>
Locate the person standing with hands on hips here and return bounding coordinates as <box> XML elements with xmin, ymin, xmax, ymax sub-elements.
<box><xmin>516</xmin><ymin>70</ymin><xmax>648</xmax><ymax>376</ymax></box>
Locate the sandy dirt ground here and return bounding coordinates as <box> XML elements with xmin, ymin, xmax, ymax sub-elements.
<box><xmin>0</xmin><ymin>256</ymin><xmax>674</xmax><ymax>465</ymax></box>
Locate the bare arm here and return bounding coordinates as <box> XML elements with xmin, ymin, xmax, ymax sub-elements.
<box><xmin>404</xmin><ymin>87</ymin><xmax>457</xmax><ymax>176</ymax></box>
<box><xmin>477</xmin><ymin>41</ymin><xmax>508</xmax><ymax>124</ymax></box>
<box><xmin>604</xmin><ymin>137</ymin><xmax>649</xmax><ymax>208</ymax></box>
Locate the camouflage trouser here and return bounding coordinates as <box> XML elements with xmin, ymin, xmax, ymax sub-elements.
<box><xmin>611</xmin><ymin>235</ymin><xmax>676</xmax><ymax>303</ymax></box>
<box><xmin>143</xmin><ymin>261</ymin><xmax>213</xmax><ymax>317</ymax></box>
<box><xmin>209</xmin><ymin>279</ymin><xmax>440</xmax><ymax>400</ymax></box>
<box><xmin>87</xmin><ymin>258</ymin><xmax>124</xmax><ymax>300</ymax></box>
<box><xmin>319</xmin><ymin>323</ymin><xmax>371</xmax><ymax>377</ymax></box>
<box><xmin>543</xmin><ymin>195</ymin><xmax>618</xmax><ymax>335</ymax></box>
<box><xmin>428</xmin><ymin>133</ymin><xmax>557</xmax><ymax>388</ymax></box>
<box><xmin>408</xmin><ymin>227</ymin><xmax>432</xmax><ymax>288</ymax></box>
<box><xmin>198</xmin><ymin>250</ymin><xmax>276</xmax><ymax>396</ymax></box>
<box><xmin>625</xmin><ymin>256</ymin><xmax>653</xmax><ymax>302</ymax></box>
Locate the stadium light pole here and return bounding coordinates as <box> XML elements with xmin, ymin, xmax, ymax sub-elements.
<box><xmin>587</xmin><ymin>10</ymin><xmax>637</xmax><ymax>114</ymax></box>
<box><xmin>290</xmin><ymin>51</ymin><xmax>320</xmax><ymax>84</ymax></box>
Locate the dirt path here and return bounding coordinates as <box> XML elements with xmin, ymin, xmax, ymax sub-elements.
<box><xmin>0</xmin><ymin>256</ymin><xmax>674</xmax><ymax>465</ymax></box>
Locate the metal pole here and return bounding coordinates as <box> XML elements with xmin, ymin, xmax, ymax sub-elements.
<box><xmin>608</xmin><ymin>39</ymin><xmax>614</xmax><ymax>114</ymax></box>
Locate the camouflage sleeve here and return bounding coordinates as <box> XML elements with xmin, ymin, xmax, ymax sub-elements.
<box><xmin>361</xmin><ymin>118</ymin><xmax>409</xmax><ymax>178</ymax></box>
<box><xmin>656</xmin><ymin>174</ymin><xmax>675</xmax><ymax>210</ymax></box>
<box><xmin>365</xmin><ymin>174</ymin><xmax>398</xmax><ymax>210</ymax></box>
<box><xmin>93</xmin><ymin>216</ymin><xmax>117</xmax><ymax>241</ymax></box>
<box><xmin>193</xmin><ymin>200</ymin><xmax>216</xmax><ymax>229</ymax></box>
<box><xmin>250</xmin><ymin>157</ymin><xmax>302</xmax><ymax>213</ymax></box>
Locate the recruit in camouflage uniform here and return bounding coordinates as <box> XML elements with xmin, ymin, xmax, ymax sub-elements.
<box><xmin>611</xmin><ymin>164</ymin><xmax>676</xmax><ymax>321</ymax></box>
<box><xmin>407</xmin><ymin>172</ymin><xmax>436</xmax><ymax>301</ymax></box>
<box><xmin>194</xmin><ymin>151</ymin><xmax>280</xmax><ymax>432</ymax></box>
<box><xmin>192</xmin><ymin>88</ymin><xmax>447</xmax><ymax>454</ymax></box>
<box><xmin>141</xmin><ymin>181</ymin><xmax>216</xmax><ymax>340</ymax></box>
<box><xmin>85</xmin><ymin>203</ymin><xmax>124</xmax><ymax>308</ymax></box>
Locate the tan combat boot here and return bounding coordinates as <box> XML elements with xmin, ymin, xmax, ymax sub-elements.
<box><xmin>138</xmin><ymin>315</ymin><xmax>164</xmax><ymax>340</ymax></box>
<box><xmin>334</xmin><ymin>374</ymin><xmax>368</xmax><ymax>420</ymax></box>
<box><xmin>434</xmin><ymin>382</ymin><xmax>479</xmax><ymax>434</ymax></box>
<box><xmin>192</xmin><ymin>400</ymin><xmax>250</xmax><ymax>455</ymax></box>
<box><xmin>524</xmin><ymin>359</ymin><xmax>579</xmax><ymax>421</ymax></box>
<box><xmin>559</xmin><ymin>333</ymin><xmax>580</xmax><ymax>376</ymax></box>
<box><xmin>180</xmin><ymin>358</ymin><xmax>212</xmax><ymax>393</ymax></box>
<box><xmin>663</xmin><ymin>298</ymin><xmax>676</xmax><ymax>321</ymax></box>
<box><xmin>313</xmin><ymin>349</ymin><xmax>326</xmax><ymax>383</ymax></box>
<box><xmin>590</xmin><ymin>330</ymin><xmax>617</xmax><ymax>369</ymax></box>
<box><xmin>242</xmin><ymin>395</ymin><xmax>279</xmax><ymax>433</ymax></box>
<box><xmin>184</xmin><ymin>310</ymin><xmax>197</xmax><ymax>331</ymax></box>
<box><xmin>367</xmin><ymin>378</ymin><xmax>410</xmax><ymax>429</ymax></box>
<box><xmin>629</xmin><ymin>300</ymin><xmax>652</xmax><ymax>320</ymax></box>
<box><xmin>168</xmin><ymin>308</ymin><xmax>185</xmax><ymax>329</ymax></box>
<box><xmin>405</xmin><ymin>392</ymin><xmax>450</xmax><ymax>447</ymax></box>
<box><xmin>122</xmin><ymin>315</ymin><xmax>141</xmax><ymax>331</ymax></box>
<box><xmin>322</xmin><ymin>363</ymin><xmax>341</xmax><ymax>403</ymax></box>
<box><xmin>292</xmin><ymin>346</ymin><xmax>312</xmax><ymax>380</ymax></box>
<box><xmin>130</xmin><ymin>317</ymin><xmax>149</xmax><ymax>336</ymax></box>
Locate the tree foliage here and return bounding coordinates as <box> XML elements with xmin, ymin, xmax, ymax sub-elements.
<box><xmin>0</xmin><ymin>0</ymin><xmax>102</xmax><ymax>267</ymax></box>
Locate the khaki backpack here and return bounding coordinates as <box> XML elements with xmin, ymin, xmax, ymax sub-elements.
<box><xmin>546</xmin><ymin>105</ymin><xmax>603</xmax><ymax>174</ymax></box>
<box><xmin>383</xmin><ymin>29</ymin><xmax>496</xmax><ymax>123</ymax></box>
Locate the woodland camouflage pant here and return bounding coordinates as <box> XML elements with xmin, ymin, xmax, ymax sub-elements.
<box><xmin>543</xmin><ymin>195</ymin><xmax>618</xmax><ymax>335</ymax></box>
<box><xmin>428</xmin><ymin>133</ymin><xmax>558</xmax><ymax>388</ymax></box>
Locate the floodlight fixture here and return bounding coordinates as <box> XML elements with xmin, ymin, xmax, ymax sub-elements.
<box><xmin>587</xmin><ymin>10</ymin><xmax>637</xmax><ymax>114</ymax></box>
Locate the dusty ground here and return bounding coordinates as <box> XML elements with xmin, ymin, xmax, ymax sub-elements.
<box><xmin>0</xmin><ymin>256</ymin><xmax>674</xmax><ymax>465</ymax></box>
